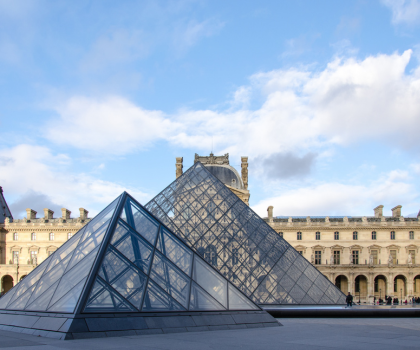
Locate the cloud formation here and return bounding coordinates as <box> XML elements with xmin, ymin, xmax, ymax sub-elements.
<box><xmin>0</xmin><ymin>144</ymin><xmax>149</xmax><ymax>218</ymax></box>
<box><xmin>44</xmin><ymin>49</ymin><xmax>420</xmax><ymax>162</ymax></box>
<box><xmin>382</xmin><ymin>0</ymin><xmax>420</xmax><ymax>25</ymax></box>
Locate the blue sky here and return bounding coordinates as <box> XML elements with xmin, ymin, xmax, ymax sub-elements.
<box><xmin>1</xmin><ymin>0</ymin><xmax>420</xmax><ymax>219</ymax></box>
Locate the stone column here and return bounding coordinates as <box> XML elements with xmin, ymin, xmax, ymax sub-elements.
<box><xmin>241</xmin><ymin>157</ymin><xmax>248</xmax><ymax>190</ymax></box>
<box><xmin>348</xmin><ymin>272</ymin><xmax>354</xmax><ymax>295</ymax></box>
<box><xmin>176</xmin><ymin>157</ymin><xmax>183</xmax><ymax>179</ymax></box>
<box><xmin>407</xmin><ymin>270</ymin><xmax>414</xmax><ymax>297</ymax></box>
<box><xmin>388</xmin><ymin>271</ymin><xmax>394</xmax><ymax>297</ymax></box>
<box><xmin>367</xmin><ymin>272</ymin><xmax>374</xmax><ymax>303</ymax></box>
<box><xmin>267</xmin><ymin>206</ymin><xmax>273</xmax><ymax>223</ymax></box>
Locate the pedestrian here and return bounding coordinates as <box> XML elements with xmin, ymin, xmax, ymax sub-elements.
<box><xmin>346</xmin><ymin>292</ymin><xmax>353</xmax><ymax>308</ymax></box>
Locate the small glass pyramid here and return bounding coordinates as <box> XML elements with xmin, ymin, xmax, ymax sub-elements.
<box><xmin>0</xmin><ymin>193</ymin><xmax>259</xmax><ymax>314</ymax></box>
<box><xmin>145</xmin><ymin>162</ymin><xmax>346</xmax><ymax>305</ymax></box>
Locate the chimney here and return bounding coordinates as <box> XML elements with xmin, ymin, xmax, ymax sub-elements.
<box><xmin>43</xmin><ymin>208</ymin><xmax>54</xmax><ymax>220</ymax></box>
<box><xmin>176</xmin><ymin>157</ymin><xmax>183</xmax><ymax>179</ymax></box>
<box><xmin>391</xmin><ymin>205</ymin><xmax>402</xmax><ymax>218</ymax></box>
<box><xmin>79</xmin><ymin>208</ymin><xmax>89</xmax><ymax>220</ymax></box>
<box><xmin>374</xmin><ymin>205</ymin><xmax>384</xmax><ymax>218</ymax></box>
<box><xmin>241</xmin><ymin>157</ymin><xmax>249</xmax><ymax>190</ymax></box>
<box><xmin>61</xmin><ymin>208</ymin><xmax>71</xmax><ymax>220</ymax></box>
<box><xmin>26</xmin><ymin>208</ymin><xmax>37</xmax><ymax>220</ymax></box>
<box><xmin>267</xmin><ymin>206</ymin><xmax>273</xmax><ymax>222</ymax></box>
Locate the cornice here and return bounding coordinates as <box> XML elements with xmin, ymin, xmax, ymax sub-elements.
<box><xmin>269</xmin><ymin>223</ymin><xmax>420</xmax><ymax>230</ymax></box>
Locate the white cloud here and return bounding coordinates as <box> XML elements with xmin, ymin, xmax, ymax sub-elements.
<box><xmin>251</xmin><ymin>170</ymin><xmax>418</xmax><ymax>217</ymax></box>
<box><xmin>382</xmin><ymin>0</ymin><xmax>420</xmax><ymax>25</ymax></box>
<box><xmin>0</xmin><ymin>144</ymin><xmax>149</xmax><ymax>218</ymax></box>
<box><xmin>44</xmin><ymin>50</ymin><xmax>420</xmax><ymax>162</ymax></box>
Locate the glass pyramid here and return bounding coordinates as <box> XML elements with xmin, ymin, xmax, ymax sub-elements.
<box><xmin>145</xmin><ymin>162</ymin><xmax>346</xmax><ymax>305</ymax></box>
<box><xmin>0</xmin><ymin>192</ymin><xmax>259</xmax><ymax>314</ymax></box>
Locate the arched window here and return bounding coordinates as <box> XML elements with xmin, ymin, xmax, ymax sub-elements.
<box><xmin>31</xmin><ymin>232</ymin><xmax>36</xmax><ymax>241</ymax></box>
<box><xmin>297</xmin><ymin>232</ymin><xmax>302</xmax><ymax>240</ymax></box>
<box><xmin>67</xmin><ymin>232</ymin><xmax>72</xmax><ymax>240</ymax></box>
<box><xmin>13</xmin><ymin>232</ymin><xmax>18</xmax><ymax>241</ymax></box>
<box><xmin>390</xmin><ymin>231</ymin><xmax>395</xmax><ymax>240</ymax></box>
<box><xmin>353</xmin><ymin>231</ymin><xmax>358</xmax><ymax>240</ymax></box>
<box><xmin>49</xmin><ymin>232</ymin><xmax>54</xmax><ymax>241</ymax></box>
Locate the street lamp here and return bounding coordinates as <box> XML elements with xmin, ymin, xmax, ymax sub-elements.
<box><xmin>401</xmin><ymin>288</ymin><xmax>403</xmax><ymax>305</ymax></box>
<box><xmin>380</xmin><ymin>288</ymin><xmax>382</xmax><ymax>304</ymax></box>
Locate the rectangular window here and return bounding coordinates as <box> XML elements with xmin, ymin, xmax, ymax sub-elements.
<box><xmin>410</xmin><ymin>231</ymin><xmax>414</xmax><ymax>240</ymax></box>
<box><xmin>371</xmin><ymin>250</ymin><xmax>378</xmax><ymax>265</ymax></box>
<box><xmin>352</xmin><ymin>250</ymin><xmax>359</xmax><ymax>265</ymax></box>
<box><xmin>315</xmin><ymin>251</ymin><xmax>322</xmax><ymax>265</ymax></box>
<box><xmin>353</xmin><ymin>231</ymin><xmax>358</xmax><ymax>240</ymax></box>
<box><xmin>12</xmin><ymin>251</ymin><xmax>19</xmax><ymax>264</ymax></box>
<box><xmin>315</xmin><ymin>232</ymin><xmax>320</xmax><ymax>240</ymax></box>
<box><xmin>390</xmin><ymin>250</ymin><xmax>397</xmax><ymax>265</ymax></box>
<box><xmin>333</xmin><ymin>251</ymin><xmax>340</xmax><ymax>265</ymax></box>
<box><xmin>334</xmin><ymin>231</ymin><xmax>339</xmax><ymax>240</ymax></box>
<box><xmin>30</xmin><ymin>251</ymin><xmax>37</xmax><ymax>265</ymax></box>
<box><xmin>372</xmin><ymin>231</ymin><xmax>376</xmax><ymax>240</ymax></box>
<box><xmin>409</xmin><ymin>250</ymin><xmax>416</xmax><ymax>264</ymax></box>
<box><xmin>390</xmin><ymin>231</ymin><xmax>395</xmax><ymax>240</ymax></box>
<box><xmin>297</xmin><ymin>232</ymin><xmax>302</xmax><ymax>240</ymax></box>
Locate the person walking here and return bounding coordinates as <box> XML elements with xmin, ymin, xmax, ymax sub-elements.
<box><xmin>346</xmin><ymin>292</ymin><xmax>353</xmax><ymax>308</ymax></box>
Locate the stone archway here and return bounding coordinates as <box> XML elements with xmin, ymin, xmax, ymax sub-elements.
<box><xmin>394</xmin><ymin>275</ymin><xmax>406</xmax><ymax>300</ymax></box>
<box><xmin>374</xmin><ymin>275</ymin><xmax>387</xmax><ymax>299</ymax></box>
<box><xmin>335</xmin><ymin>275</ymin><xmax>348</xmax><ymax>294</ymax></box>
<box><xmin>1</xmin><ymin>275</ymin><xmax>14</xmax><ymax>294</ymax></box>
<box><xmin>19</xmin><ymin>275</ymin><xmax>27</xmax><ymax>281</ymax></box>
<box><xmin>354</xmin><ymin>275</ymin><xmax>368</xmax><ymax>302</ymax></box>
<box><xmin>414</xmin><ymin>275</ymin><xmax>420</xmax><ymax>297</ymax></box>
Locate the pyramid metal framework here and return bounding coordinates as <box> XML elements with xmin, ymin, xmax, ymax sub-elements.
<box><xmin>0</xmin><ymin>192</ymin><xmax>275</xmax><ymax>339</ymax></box>
<box><xmin>146</xmin><ymin>162</ymin><xmax>346</xmax><ymax>305</ymax></box>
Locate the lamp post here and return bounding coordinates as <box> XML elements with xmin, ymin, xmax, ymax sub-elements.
<box><xmin>380</xmin><ymin>288</ymin><xmax>382</xmax><ymax>304</ymax></box>
<box><xmin>401</xmin><ymin>288</ymin><xmax>403</xmax><ymax>305</ymax></box>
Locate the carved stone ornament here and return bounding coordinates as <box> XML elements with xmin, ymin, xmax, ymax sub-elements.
<box><xmin>369</xmin><ymin>254</ymin><xmax>374</xmax><ymax>265</ymax></box>
<box><xmin>408</xmin><ymin>253</ymin><xmax>413</xmax><ymax>265</ymax></box>
<box><xmin>388</xmin><ymin>254</ymin><xmax>393</xmax><ymax>266</ymax></box>
<box><xmin>330</xmin><ymin>255</ymin><xmax>334</xmax><ymax>265</ymax></box>
<box><xmin>194</xmin><ymin>153</ymin><xmax>229</xmax><ymax>165</ymax></box>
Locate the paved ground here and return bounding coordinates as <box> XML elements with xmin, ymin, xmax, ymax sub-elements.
<box><xmin>1</xmin><ymin>318</ymin><xmax>420</xmax><ymax>349</ymax></box>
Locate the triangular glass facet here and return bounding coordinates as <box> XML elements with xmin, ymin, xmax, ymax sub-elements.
<box><xmin>82</xmin><ymin>194</ymin><xmax>260</xmax><ymax>313</ymax></box>
<box><xmin>228</xmin><ymin>283</ymin><xmax>259</xmax><ymax>310</ymax></box>
<box><xmin>145</xmin><ymin>162</ymin><xmax>346</xmax><ymax>305</ymax></box>
<box><xmin>0</xmin><ymin>195</ymin><xmax>122</xmax><ymax>313</ymax></box>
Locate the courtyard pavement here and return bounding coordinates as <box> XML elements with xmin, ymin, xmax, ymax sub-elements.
<box><xmin>1</xmin><ymin>318</ymin><xmax>420</xmax><ymax>349</ymax></box>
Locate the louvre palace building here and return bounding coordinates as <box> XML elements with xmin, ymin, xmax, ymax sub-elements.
<box><xmin>1</xmin><ymin>153</ymin><xmax>419</xmax><ymax>304</ymax></box>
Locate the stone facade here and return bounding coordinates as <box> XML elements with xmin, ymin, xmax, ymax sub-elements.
<box><xmin>0</xmin><ymin>207</ymin><xmax>90</xmax><ymax>294</ymax></box>
<box><xmin>264</xmin><ymin>206</ymin><xmax>420</xmax><ymax>303</ymax></box>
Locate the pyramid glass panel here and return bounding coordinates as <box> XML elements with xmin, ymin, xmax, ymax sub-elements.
<box><xmin>0</xmin><ymin>195</ymin><xmax>122</xmax><ymax>312</ymax></box>
<box><xmin>145</xmin><ymin>162</ymin><xmax>345</xmax><ymax>305</ymax></box>
<box><xmin>81</xmin><ymin>193</ymin><xmax>261</xmax><ymax>313</ymax></box>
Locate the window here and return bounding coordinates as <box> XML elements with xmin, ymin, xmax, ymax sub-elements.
<box><xmin>371</xmin><ymin>250</ymin><xmax>378</xmax><ymax>265</ymax></box>
<box><xmin>334</xmin><ymin>231</ymin><xmax>339</xmax><ymax>240</ymax></box>
<box><xmin>31</xmin><ymin>232</ymin><xmax>36</xmax><ymax>241</ymax></box>
<box><xmin>409</xmin><ymin>250</ymin><xmax>416</xmax><ymax>264</ymax></box>
<box><xmin>182</xmin><ymin>204</ymin><xmax>192</xmax><ymax>220</ymax></box>
<box><xmin>353</xmin><ymin>231</ymin><xmax>358</xmax><ymax>240</ymax></box>
<box><xmin>49</xmin><ymin>232</ymin><xmax>54</xmax><ymax>241</ymax></box>
<box><xmin>352</xmin><ymin>250</ymin><xmax>359</xmax><ymax>265</ymax></box>
<box><xmin>390</xmin><ymin>231</ymin><xmax>395</xmax><ymax>240</ymax></box>
<box><xmin>67</xmin><ymin>232</ymin><xmax>72</xmax><ymax>240</ymax></box>
<box><xmin>333</xmin><ymin>251</ymin><xmax>340</xmax><ymax>265</ymax></box>
<box><xmin>232</xmin><ymin>248</ymin><xmax>239</xmax><ymax>265</ymax></box>
<box><xmin>315</xmin><ymin>232</ymin><xmax>320</xmax><ymax>240</ymax></box>
<box><xmin>297</xmin><ymin>232</ymin><xmax>302</xmax><ymax>240</ymax></box>
<box><xmin>390</xmin><ymin>250</ymin><xmax>397</xmax><ymax>265</ymax></box>
<box><xmin>30</xmin><ymin>251</ymin><xmax>37</xmax><ymax>265</ymax></box>
<box><xmin>12</xmin><ymin>251</ymin><xmax>19</xmax><ymax>264</ymax></box>
<box><xmin>410</xmin><ymin>231</ymin><xmax>414</xmax><ymax>240</ymax></box>
<box><xmin>315</xmin><ymin>251</ymin><xmax>322</xmax><ymax>265</ymax></box>
<box><xmin>297</xmin><ymin>250</ymin><xmax>303</xmax><ymax>255</ymax></box>
<box><xmin>372</xmin><ymin>231</ymin><xmax>377</xmax><ymax>240</ymax></box>
<box><xmin>279</xmin><ymin>232</ymin><xmax>283</xmax><ymax>238</ymax></box>
<box><xmin>13</xmin><ymin>232</ymin><xmax>18</xmax><ymax>241</ymax></box>
<box><xmin>204</xmin><ymin>245</ymin><xmax>217</xmax><ymax>265</ymax></box>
